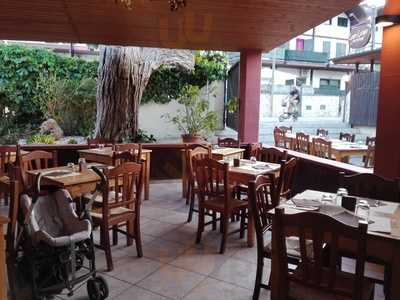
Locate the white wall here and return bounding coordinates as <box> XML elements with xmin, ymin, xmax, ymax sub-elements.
<box><xmin>138</xmin><ymin>81</ymin><xmax>225</xmax><ymax>141</ymax></box>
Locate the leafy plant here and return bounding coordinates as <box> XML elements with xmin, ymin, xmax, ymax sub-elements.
<box><xmin>68</xmin><ymin>138</ymin><xmax>78</xmax><ymax>144</ymax></box>
<box><xmin>163</xmin><ymin>85</ymin><xmax>218</xmax><ymax>136</ymax></box>
<box><xmin>142</xmin><ymin>51</ymin><xmax>228</xmax><ymax>104</ymax></box>
<box><xmin>27</xmin><ymin>134</ymin><xmax>56</xmax><ymax>145</ymax></box>
<box><xmin>34</xmin><ymin>76</ymin><xmax>97</xmax><ymax>136</ymax></box>
<box><xmin>226</xmin><ymin>97</ymin><xmax>239</xmax><ymax>113</ymax></box>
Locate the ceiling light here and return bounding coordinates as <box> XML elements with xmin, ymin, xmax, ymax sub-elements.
<box><xmin>115</xmin><ymin>0</ymin><xmax>186</xmax><ymax>11</ymax></box>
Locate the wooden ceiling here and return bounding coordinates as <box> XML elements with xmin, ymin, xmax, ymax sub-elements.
<box><xmin>0</xmin><ymin>0</ymin><xmax>360</xmax><ymax>51</ymax></box>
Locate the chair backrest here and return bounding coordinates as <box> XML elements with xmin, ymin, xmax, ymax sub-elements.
<box><xmin>19</xmin><ymin>150</ymin><xmax>54</xmax><ymax>190</ymax></box>
<box><xmin>101</xmin><ymin>162</ymin><xmax>143</xmax><ymax>219</ymax></box>
<box><xmin>0</xmin><ymin>145</ymin><xmax>17</xmax><ymax>177</ymax></box>
<box><xmin>217</xmin><ymin>137</ymin><xmax>239</xmax><ymax>148</ymax></box>
<box><xmin>339</xmin><ymin>172</ymin><xmax>400</xmax><ymax>202</ymax></box>
<box><xmin>312</xmin><ymin>138</ymin><xmax>332</xmax><ymax>159</ymax></box>
<box><xmin>186</xmin><ymin>146</ymin><xmax>212</xmax><ymax>179</ymax></box>
<box><xmin>248</xmin><ymin>175</ymin><xmax>278</xmax><ymax>253</ymax></box>
<box><xmin>258</xmin><ymin>147</ymin><xmax>288</xmax><ymax>164</ymax></box>
<box><xmin>277</xmin><ymin>158</ymin><xmax>297</xmax><ymax>199</ymax></box>
<box><xmin>248</xmin><ymin>143</ymin><xmax>262</xmax><ymax>159</ymax></box>
<box><xmin>366</xmin><ymin>136</ymin><xmax>376</xmax><ymax>147</ymax></box>
<box><xmin>274</xmin><ymin>127</ymin><xmax>290</xmax><ymax>149</ymax></box>
<box><xmin>88</xmin><ymin>138</ymin><xmax>115</xmax><ymax>147</ymax></box>
<box><xmin>316</xmin><ymin>128</ymin><xmax>328</xmax><ymax>137</ymax></box>
<box><xmin>364</xmin><ymin>145</ymin><xmax>375</xmax><ymax>168</ymax></box>
<box><xmin>112</xmin><ymin>151</ymin><xmax>140</xmax><ymax>167</ymax></box>
<box><xmin>195</xmin><ymin>158</ymin><xmax>230</xmax><ymax>209</ymax></box>
<box><xmin>279</xmin><ymin>126</ymin><xmax>292</xmax><ymax>134</ymax></box>
<box><xmin>273</xmin><ymin>207</ymin><xmax>368</xmax><ymax>300</ymax></box>
<box><xmin>114</xmin><ymin>143</ymin><xmax>142</xmax><ymax>163</ymax></box>
<box><xmin>295</xmin><ymin>132</ymin><xmax>310</xmax><ymax>154</ymax></box>
<box><xmin>339</xmin><ymin>132</ymin><xmax>355</xmax><ymax>142</ymax></box>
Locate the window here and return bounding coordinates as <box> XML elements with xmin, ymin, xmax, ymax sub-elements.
<box><xmin>304</xmin><ymin>39</ymin><xmax>314</xmax><ymax>51</ymax></box>
<box><xmin>336</xmin><ymin>43</ymin><xmax>347</xmax><ymax>57</ymax></box>
<box><xmin>324</xmin><ymin>19</ymin><xmax>332</xmax><ymax>25</ymax></box>
<box><xmin>306</xmin><ymin>105</ymin><xmax>312</xmax><ymax>110</ymax></box>
<box><xmin>320</xmin><ymin>78</ymin><xmax>340</xmax><ymax>89</ymax></box>
<box><xmin>285</xmin><ymin>79</ymin><xmax>295</xmax><ymax>86</ymax></box>
<box><xmin>320</xmin><ymin>105</ymin><xmax>326</xmax><ymax>110</ymax></box>
<box><xmin>338</xmin><ymin>17</ymin><xmax>349</xmax><ymax>27</ymax></box>
<box><xmin>322</xmin><ymin>41</ymin><xmax>331</xmax><ymax>57</ymax></box>
<box><xmin>296</xmin><ymin>38</ymin><xmax>305</xmax><ymax>51</ymax></box>
<box><xmin>296</xmin><ymin>77</ymin><xmax>307</xmax><ymax>86</ymax></box>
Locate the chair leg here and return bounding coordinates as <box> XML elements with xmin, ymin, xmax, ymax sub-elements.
<box><xmin>196</xmin><ymin>205</ymin><xmax>205</xmax><ymax>244</ymax></box>
<box><xmin>220</xmin><ymin>214</ymin><xmax>229</xmax><ymax>254</ymax></box>
<box><xmin>253</xmin><ymin>256</ymin><xmax>264</xmax><ymax>300</ymax></box>
<box><xmin>384</xmin><ymin>265</ymin><xmax>392</xmax><ymax>299</ymax></box>
<box><xmin>126</xmin><ymin>221</ymin><xmax>134</xmax><ymax>246</ymax></box>
<box><xmin>112</xmin><ymin>225</ymin><xmax>118</xmax><ymax>246</ymax></box>
<box><xmin>102</xmin><ymin>226</ymin><xmax>113</xmax><ymax>272</ymax></box>
<box><xmin>187</xmin><ymin>187</ymin><xmax>195</xmax><ymax>223</ymax></box>
<box><xmin>212</xmin><ymin>211</ymin><xmax>217</xmax><ymax>231</ymax></box>
<box><xmin>135</xmin><ymin>221</ymin><xmax>143</xmax><ymax>257</ymax></box>
<box><xmin>186</xmin><ymin>181</ymin><xmax>191</xmax><ymax>205</ymax></box>
<box><xmin>240</xmin><ymin>210</ymin><xmax>246</xmax><ymax>239</ymax></box>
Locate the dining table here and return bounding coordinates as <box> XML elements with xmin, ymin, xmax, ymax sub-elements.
<box><xmin>268</xmin><ymin>189</ymin><xmax>400</xmax><ymax>300</ymax></box>
<box><xmin>227</xmin><ymin>159</ymin><xmax>280</xmax><ymax>247</ymax></box>
<box><xmin>78</xmin><ymin>147</ymin><xmax>152</xmax><ymax>200</ymax></box>
<box><xmin>284</xmin><ymin>133</ymin><xmax>368</xmax><ymax>162</ymax></box>
<box><xmin>181</xmin><ymin>147</ymin><xmax>246</xmax><ymax>198</ymax></box>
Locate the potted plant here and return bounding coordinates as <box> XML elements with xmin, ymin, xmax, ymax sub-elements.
<box><xmin>164</xmin><ymin>85</ymin><xmax>218</xmax><ymax>143</ymax></box>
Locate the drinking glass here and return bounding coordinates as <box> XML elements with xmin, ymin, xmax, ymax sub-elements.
<box><xmin>335</xmin><ymin>188</ymin><xmax>348</xmax><ymax>206</ymax></box>
<box><xmin>98</xmin><ymin>144</ymin><xmax>105</xmax><ymax>150</ymax></box>
<box><xmin>250</xmin><ymin>156</ymin><xmax>257</xmax><ymax>164</ymax></box>
<box><xmin>356</xmin><ymin>200</ymin><xmax>370</xmax><ymax>223</ymax></box>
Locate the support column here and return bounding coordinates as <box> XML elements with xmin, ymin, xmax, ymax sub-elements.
<box><xmin>374</xmin><ymin>0</ymin><xmax>400</xmax><ymax>178</ymax></box>
<box><xmin>238</xmin><ymin>50</ymin><xmax>262</xmax><ymax>143</ymax></box>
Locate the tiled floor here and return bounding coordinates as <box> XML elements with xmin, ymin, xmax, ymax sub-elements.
<box><xmin>2</xmin><ymin>180</ymin><xmax>386</xmax><ymax>300</ymax></box>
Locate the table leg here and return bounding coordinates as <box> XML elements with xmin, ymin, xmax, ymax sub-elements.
<box><xmin>0</xmin><ymin>221</ymin><xmax>6</xmax><ymax>300</ymax></box>
<box><xmin>182</xmin><ymin>151</ymin><xmax>187</xmax><ymax>199</ymax></box>
<box><xmin>247</xmin><ymin>204</ymin><xmax>255</xmax><ymax>247</ymax></box>
<box><xmin>145</xmin><ymin>153</ymin><xmax>150</xmax><ymax>200</ymax></box>
<box><xmin>390</xmin><ymin>243</ymin><xmax>400</xmax><ymax>299</ymax></box>
<box><xmin>6</xmin><ymin>180</ymin><xmax>18</xmax><ymax>254</ymax></box>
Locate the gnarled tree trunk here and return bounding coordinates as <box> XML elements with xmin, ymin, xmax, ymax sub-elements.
<box><xmin>95</xmin><ymin>46</ymin><xmax>194</xmax><ymax>141</ymax></box>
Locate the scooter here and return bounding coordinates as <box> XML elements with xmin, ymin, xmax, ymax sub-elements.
<box><xmin>279</xmin><ymin>110</ymin><xmax>299</xmax><ymax>122</ymax></box>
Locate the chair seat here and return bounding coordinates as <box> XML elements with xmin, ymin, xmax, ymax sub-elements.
<box><xmin>288</xmin><ymin>266</ymin><xmax>374</xmax><ymax>300</ymax></box>
<box><xmin>203</xmin><ymin>196</ymin><xmax>248</xmax><ymax>212</ymax></box>
<box><xmin>265</xmin><ymin>236</ymin><xmax>314</xmax><ymax>258</ymax></box>
<box><xmin>91</xmin><ymin>207</ymin><xmax>135</xmax><ymax>220</ymax></box>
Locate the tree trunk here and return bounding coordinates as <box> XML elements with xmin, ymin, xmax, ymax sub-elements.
<box><xmin>94</xmin><ymin>46</ymin><xmax>194</xmax><ymax>141</ymax></box>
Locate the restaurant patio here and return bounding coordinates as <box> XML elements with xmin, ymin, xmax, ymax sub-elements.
<box><xmin>1</xmin><ymin>0</ymin><xmax>400</xmax><ymax>300</ymax></box>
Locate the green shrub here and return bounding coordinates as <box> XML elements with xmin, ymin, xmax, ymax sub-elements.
<box><xmin>27</xmin><ymin>134</ymin><xmax>56</xmax><ymax>145</ymax></box>
<box><xmin>68</xmin><ymin>138</ymin><xmax>78</xmax><ymax>144</ymax></box>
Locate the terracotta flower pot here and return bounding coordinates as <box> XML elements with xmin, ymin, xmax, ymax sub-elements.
<box><xmin>181</xmin><ymin>134</ymin><xmax>203</xmax><ymax>144</ymax></box>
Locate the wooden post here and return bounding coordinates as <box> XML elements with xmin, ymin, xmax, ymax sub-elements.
<box><xmin>374</xmin><ymin>0</ymin><xmax>400</xmax><ymax>178</ymax></box>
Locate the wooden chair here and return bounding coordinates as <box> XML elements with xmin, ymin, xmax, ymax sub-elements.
<box><xmin>276</xmin><ymin>158</ymin><xmax>297</xmax><ymax>200</ymax></box>
<box><xmin>279</xmin><ymin>126</ymin><xmax>292</xmax><ymax>134</ymax></box>
<box><xmin>274</xmin><ymin>127</ymin><xmax>290</xmax><ymax>149</ymax></box>
<box><xmin>88</xmin><ymin>138</ymin><xmax>115</xmax><ymax>148</ymax></box>
<box><xmin>113</xmin><ymin>143</ymin><xmax>142</xmax><ymax>164</ymax></box>
<box><xmin>364</xmin><ymin>145</ymin><xmax>375</xmax><ymax>168</ymax></box>
<box><xmin>295</xmin><ymin>132</ymin><xmax>310</xmax><ymax>154</ymax></box>
<box><xmin>316</xmin><ymin>128</ymin><xmax>328</xmax><ymax>137</ymax></box>
<box><xmin>195</xmin><ymin>158</ymin><xmax>247</xmax><ymax>254</ymax></box>
<box><xmin>217</xmin><ymin>137</ymin><xmax>240</xmax><ymax>148</ymax></box>
<box><xmin>0</xmin><ymin>145</ymin><xmax>17</xmax><ymax>205</ymax></box>
<box><xmin>312</xmin><ymin>138</ymin><xmax>332</xmax><ymax>159</ymax></box>
<box><xmin>91</xmin><ymin>162</ymin><xmax>143</xmax><ymax>271</ymax></box>
<box><xmin>339</xmin><ymin>132</ymin><xmax>355</xmax><ymax>142</ymax></box>
<box><xmin>185</xmin><ymin>146</ymin><xmax>212</xmax><ymax>223</ymax></box>
<box><xmin>18</xmin><ymin>150</ymin><xmax>54</xmax><ymax>191</ymax></box>
<box><xmin>366</xmin><ymin>136</ymin><xmax>376</xmax><ymax>147</ymax></box>
<box><xmin>339</xmin><ymin>172</ymin><xmax>400</xmax><ymax>296</ymax></box>
<box><xmin>248</xmin><ymin>175</ymin><xmax>307</xmax><ymax>300</ymax></box>
<box><xmin>271</xmin><ymin>208</ymin><xmax>374</xmax><ymax>300</ymax></box>
<box><xmin>258</xmin><ymin>147</ymin><xmax>288</xmax><ymax>164</ymax></box>
<box><xmin>248</xmin><ymin>143</ymin><xmax>262</xmax><ymax>159</ymax></box>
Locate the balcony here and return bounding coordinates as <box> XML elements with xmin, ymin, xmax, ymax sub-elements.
<box><xmin>285</xmin><ymin>50</ymin><xmax>329</xmax><ymax>63</ymax></box>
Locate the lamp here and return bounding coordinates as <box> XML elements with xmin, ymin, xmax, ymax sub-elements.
<box><xmin>376</xmin><ymin>14</ymin><xmax>400</xmax><ymax>28</ymax></box>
